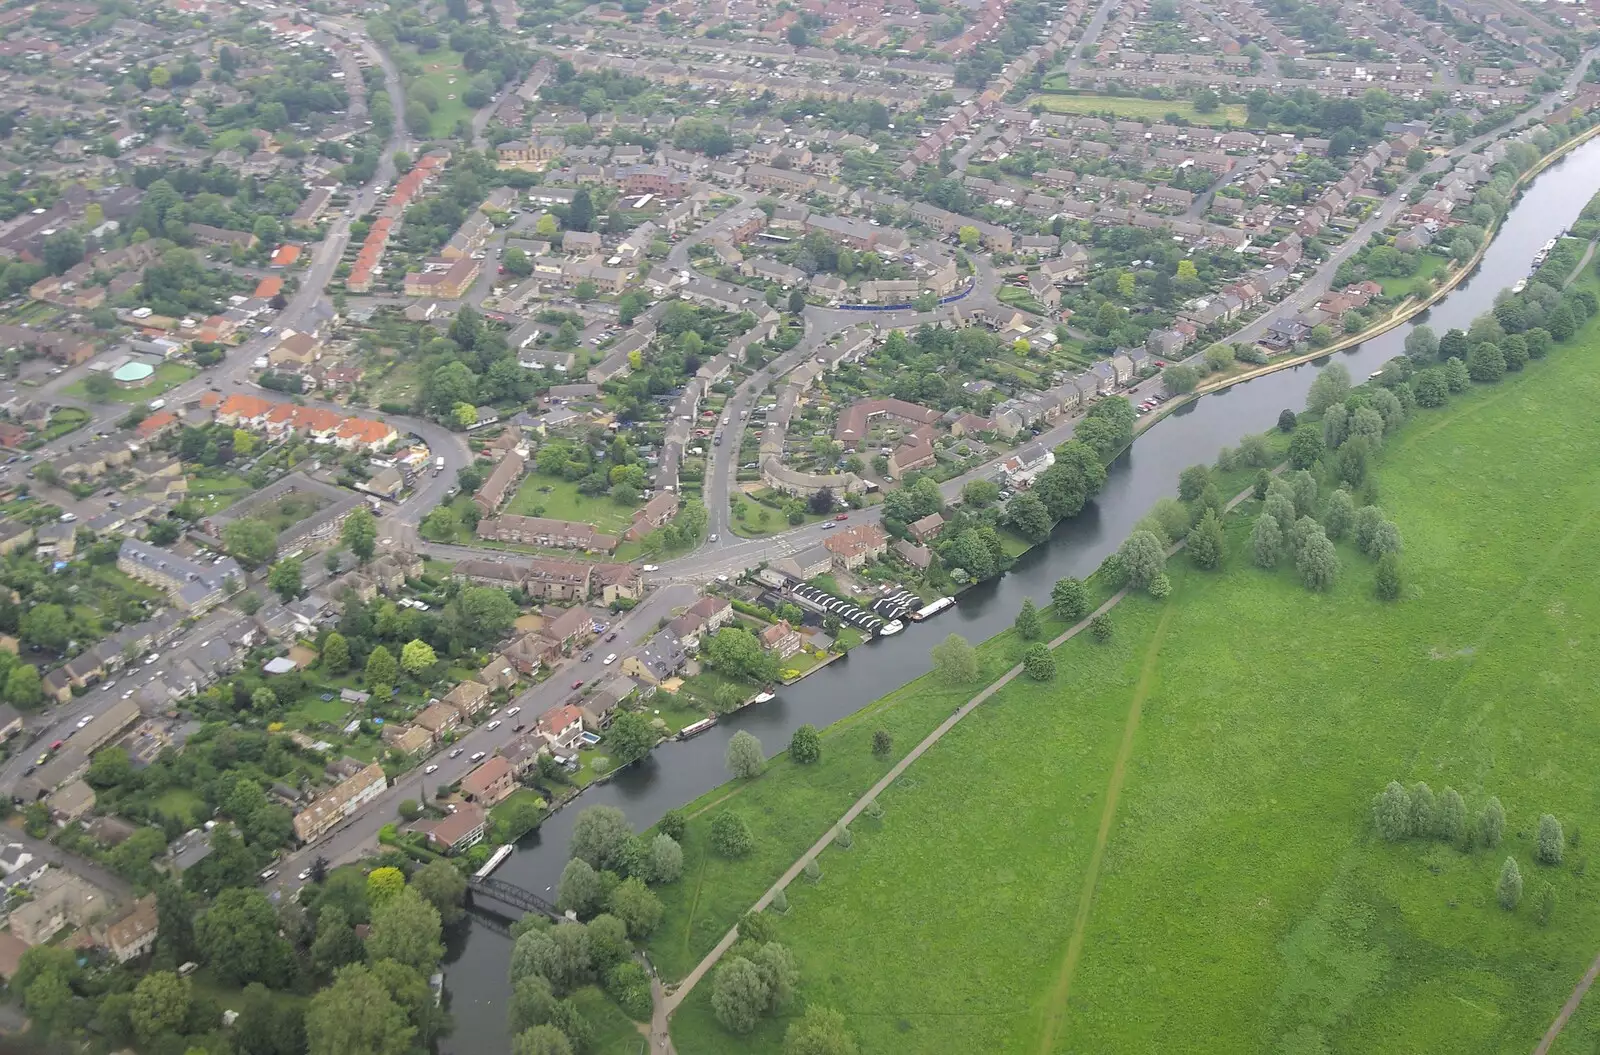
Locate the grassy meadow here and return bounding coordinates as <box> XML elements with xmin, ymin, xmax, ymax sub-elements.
<box><xmin>663</xmin><ymin>291</ymin><xmax>1600</xmax><ymax>1053</ymax></box>
<box><xmin>1027</xmin><ymin>92</ymin><xmax>1249</xmax><ymax>126</ymax></box>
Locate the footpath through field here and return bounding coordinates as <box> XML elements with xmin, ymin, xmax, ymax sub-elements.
<box><xmin>661</xmin><ymin>473</ymin><xmax>1276</xmax><ymax>1022</ymax></box>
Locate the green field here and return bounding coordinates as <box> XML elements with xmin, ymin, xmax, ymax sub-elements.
<box><xmin>662</xmin><ymin>290</ymin><xmax>1600</xmax><ymax>1053</ymax></box>
<box><xmin>63</xmin><ymin>363</ymin><xmax>197</xmax><ymax>403</ymax></box>
<box><xmin>402</xmin><ymin>47</ymin><xmax>478</xmax><ymax>138</ymax></box>
<box><xmin>1027</xmin><ymin>92</ymin><xmax>1249</xmax><ymax>126</ymax></box>
<box><xmin>505</xmin><ymin>472</ymin><xmax>641</xmax><ymax>536</ymax></box>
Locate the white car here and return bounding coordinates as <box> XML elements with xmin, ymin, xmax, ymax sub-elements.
<box><xmin>121</xmin><ymin>690</ymin><xmax>134</xmax><ymax>700</ymax></box>
<box><xmin>641</xmin><ymin>564</ymin><xmax>659</xmax><ymax>572</ymax></box>
<box><xmin>100</xmin><ymin>681</ymin><xmax>116</xmax><ymax>692</ymax></box>
<box><xmin>298</xmin><ymin>869</ymin><xmax>313</xmax><ymax>882</ymax></box>
<box><xmin>603</xmin><ymin>653</ymin><xmax>617</xmax><ymax>665</ymax></box>
<box><xmin>424</xmin><ymin>764</ymin><xmax>439</xmax><ymax>774</ymax></box>
<box><xmin>470</xmin><ymin>751</ymin><xmax>486</xmax><ymax>763</ymax></box>
<box><xmin>486</xmin><ymin>720</ymin><xmax>502</xmax><ymax>731</ymax></box>
<box><xmin>76</xmin><ymin>715</ymin><xmax>92</xmax><ymax>729</ymax></box>
<box><xmin>144</xmin><ymin>653</ymin><xmax>160</xmax><ymax>665</ymax></box>
<box><xmin>506</xmin><ymin>706</ymin><xmax>521</xmax><ymax>717</ymax></box>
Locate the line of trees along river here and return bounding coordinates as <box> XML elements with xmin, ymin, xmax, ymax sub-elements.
<box><xmin>438</xmin><ymin>134</ymin><xmax>1600</xmax><ymax>1055</ymax></box>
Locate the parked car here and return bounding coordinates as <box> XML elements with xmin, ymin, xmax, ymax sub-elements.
<box><xmin>835</xmin><ymin>513</ymin><xmax>849</xmax><ymax>521</ymax></box>
<box><xmin>469</xmin><ymin>751</ymin><xmax>486</xmax><ymax>763</ymax></box>
<box><xmin>571</xmin><ymin>679</ymin><xmax>584</xmax><ymax>690</ymax></box>
<box><xmin>449</xmin><ymin>747</ymin><xmax>464</xmax><ymax>758</ymax></box>
<box><xmin>260</xmin><ymin>869</ymin><xmax>278</xmax><ymax>881</ymax></box>
<box><xmin>298</xmin><ymin>869</ymin><xmax>313</xmax><ymax>882</ymax></box>
<box><xmin>603</xmin><ymin>653</ymin><xmax>617</xmax><ymax>665</ymax></box>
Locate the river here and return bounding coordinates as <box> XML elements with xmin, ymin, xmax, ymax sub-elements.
<box><xmin>439</xmin><ymin>134</ymin><xmax>1600</xmax><ymax>1052</ymax></box>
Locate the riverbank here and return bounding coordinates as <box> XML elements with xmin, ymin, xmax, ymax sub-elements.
<box><xmin>663</xmin><ymin>267</ymin><xmax>1600</xmax><ymax>1054</ymax></box>
<box><xmin>1132</xmin><ymin>116</ymin><xmax>1600</xmax><ymax>433</ymax></box>
<box><xmin>437</xmin><ymin>124</ymin><xmax>1600</xmax><ymax>1055</ymax></box>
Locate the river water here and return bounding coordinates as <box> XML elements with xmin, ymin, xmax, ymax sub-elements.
<box><xmin>439</xmin><ymin>135</ymin><xmax>1600</xmax><ymax>1052</ymax></box>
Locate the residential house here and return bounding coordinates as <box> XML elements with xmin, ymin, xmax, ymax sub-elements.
<box><xmin>823</xmin><ymin>522</ymin><xmax>889</xmax><ymax>570</ymax></box>
<box><xmin>443</xmin><ymin>680</ymin><xmax>491</xmax><ymax>721</ymax></box>
<box><xmin>460</xmin><ymin>756</ymin><xmax>516</xmax><ymax>807</ymax></box>
<box><xmin>534</xmin><ymin>704</ymin><xmax>585</xmax><ymax>752</ymax></box>
<box><xmin>426</xmin><ymin>803</ymin><xmax>487</xmax><ymax>854</ymax></box>
<box><xmin>291</xmin><ymin>762</ymin><xmax>387</xmax><ymax>843</ymax></box>
<box><xmin>759</xmin><ymin>620</ymin><xmax>803</xmax><ymax>659</ymax></box>
<box><xmin>100</xmin><ymin>894</ymin><xmax>158</xmax><ymax>963</ymax></box>
<box><xmin>622</xmin><ymin>630</ymin><xmax>685</xmax><ymax>686</ymax></box>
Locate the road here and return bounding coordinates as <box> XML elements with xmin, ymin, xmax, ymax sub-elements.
<box><xmin>265</xmin><ymin>581</ymin><xmax>697</xmax><ymax>890</ymax></box>
<box><xmin>2</xmin><ymin>828</ymin><xmax>133</xmax><ymax>900</ymax></box>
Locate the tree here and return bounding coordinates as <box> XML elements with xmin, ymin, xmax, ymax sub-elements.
<box><xmin>711</xmin><ymin>812</ymin><xmax>753</xmax><ymax>858</ymax></box>
<box><xmin>306</xmin><ymin>964</ymin><xmax>415</xmax><ymax>1055</ymax></box>
<box><xmin>1480</xmin><ymin>797</ymin><xmax>1505</xmax><ymax>848</ymax></box>
<box><xmin>1467</xmin><ymin>342</ymin><xmax>1505</xmax><ymax>382</ymax></box>
<box><xmin>366</xmin><ymin>866</ymin><xmax>406</xmax><ymax>906</ymax></box>
<box><xmin>726</xmin><ymin>730</ymin><xmax>765</xmax><ymax>779</ymax></box>
<box><xmin>342</xmin><ymin>506</ymin><xmax>377</xmax><ymax>563</ymax></box>
<box><xmin>312</xmin><ymin>906</ymin><xmax>364</xmax><ymax>976</ymax></box>
<box><xmin>1322</xmin><ymin>489</ymin><xmax>1355</xmax><ymax>541</ymax></box>
<box><xmin>267</xmin><ymin>558</ymin><xmax>303</xmax><ymax>602</ymax></box>
<box><xmin>605</xmin><ymin>711</ymin><xmax>656</xmax><ymax>768</ymax></box>
<box><xmin>514</xmin><ymin>1026</ymin><xmax>574</xmax><ymax>1055</ymax></box>
<box><xmin>1374</xmin><ymin>552</ymin><xmax>1403</xmax><ymax>601</ymax></box>
<box><xmin>930</xmin><ymin>633</ymin><xmax>978</xmax><ymax>684</ymax></box>
<box><xmin>1296</xmin><ymin>528</ymin><xmax>1338</xmax><ymax>591</ymax></box>
<box><xmin>957</xmin><ymin>225</ymin><xmax>980</xmax><ymax>250</ymax></box>
<box><xmin>400</xmin><ymin>639</ymin><xmax>437</xmax><ymax>674</ymax></box>
<box><xmin>1022</xmin><ymin>643</ymin><xmax>1055</xmax><ymax>681</ymax></box>
<box><xmin>1163</xmin><ymin>363</ymin><xmax>1198</xmax><ymax>394</ymax></box>
<box><xmin>1537</xmin><ymin>882</ymin><xmax>1556</xmax><ymax>927</ymax></box>
<box><xmin>131</xmin><ymin>970</ymin><xmax>192</xmax><ymax>1043</ymax></box>
<box><xmin>570</xmin><ymin>806</ymin><xmax>635</xmax><ymax>873</ymax></box>
<box><xmin>223</xmin><ymin>518</ymin><xmax>278</xmax><ymax>568</ymax></box>
<box><xmin>1497</xmin><ymin>857</ymin><xmax>1523</xmax><ymax>910</ymax></box>
<box><xmin>1288</xmin><ymin>425</ymin><xmax>1324</xmax><ymax>470</ymax></box>
<box><xmin>196</xmin><ymin>888</ymin><xmax>292</xmax><ymax>987</ymax></box>
<box><xmin>1278</xmin><ymin>409</ymin><xmax>1298</xmax><ymax>432</ymax></box>
<box><xmin>1015</xmin><ymin>597</ymin><xmax>1042</xmax><ymax>639</ymax></box>
<box><xmin>366</xmin><ymin>889</ymin><xmax>443</xmax><ymax>972</ymax></box>
<box><xmin>1372</xmin><ymin>781</ymin><xmax>1411</xmax><ymax>841</ymax></box>
<box><xmin>1119</xmin><ymin>530</ymin><xmax>1167</xmax><ymax>591</ymax></box>
<box><xmin>1404</xmin><ymin>324</ymin><xmax>1438</xmax><ymax>362</ymax></box>
<box><xmin>5</xmin><ymin>663</ymin><xmax>42</xmax><ymax>709</ymax></box>
<box><xmin>365</xmin><ymin>646</ymin><xmax>397</xmax><ymax>687</ymax></box>
<box><xmin>789</xmin><ymin>724</ymin><xmax>822</xmax><ymax>764</ymax></box>
<box><xmin>1306</xmin><ymin>364</ymin><xmax>1351</xmax><ymax>415</ymax></box>
<box><xmin>1051</xmin><ymin>577</ymin><xmax>1089</xmax><ymax>621</ymax></box>
<box><xmin>1090</xmin><ymin>614</ymin><xmax>1113</xmax><ymax>642</ymax></box>
<box><xmin>557</xmin><ymin>858</ymin><xmax>603</xmax><ymax>918</ymax></box>
<box><xmin>320</xmin><ymin>631</ymin><xmax>352</xmax><ymax>674</ymax></box>
<box><xmin>1538</xmin><ymin>814</ymin><xmax>1565</xmax><ymax>865</ymax></box>
<box><xmin>871</xmin><ymin>729</ymin><xmax>892</xmax><ymax>759</ymax></box>
<box><xmin>712</xmin><ymin>957</ymin><xmax>770</xmax><ymax>1034</ymax></box>
<box><xmin>1408</xmin><ymin>782</ymin><xmax>1436</xmax><ymax>835</ymax></box>
<box><xmin>609</xmin><ymin>876</ymin><xmax>663</xmax><ymax>938</ymax></box>
<box><xmin>25</xmin><ymin>970</ymin><xmax>74</xmax><ymax>1035</ymax></box>
<box><xmin>1437</xmin><ymin>787</ymin><xmax>1467</xmax><ymax>844</ymax></box>
<box><xmin>20</xmin><ymin>603</ymin><xmax>70</xmax><ymax>651</ymax></box>
<box><xmin>1250</xmin><ymin>514</ymin><xmax>1282</xmax><ymax>569</ymax></box>
<box><xmin>785</xmin><ymin>1006</ymin><xmax>859</xmax><ymax>1055</ymax></box>
<box><xmin>648</xmin><ymin>833</ymin><xmax>684</xmax><ymax>884</ymax></box>
<box><xmin>1177</xmin><ymin>464</ymin><xmax>1211</xmax><ymax>502</ymax></box>
<box><xmin>1006</xmin><ymin>490</ymin><xmax>1053</xmax><ymax>542</ymax></box>
<box><xmin>511</xmin><ymin>923</ymin><xmax>592</xmax><ymax>994</ymax></box>
<box><xmin>1186</xmin><ymin>509</ymin><xmax>1226</xmax><ymax>570</ymax></box>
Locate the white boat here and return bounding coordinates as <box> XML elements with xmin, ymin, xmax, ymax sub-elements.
<box><xmin>911</xmin><ymin>597</ymin><xmax>955</xmax><ymax>621</ymax></box>
<box><xmin>474</xmin><ymin>844</ymin><xmax>513</xmax><ymax>879</ymax></box>
<box><xmin>751</xmin><ymin>692</ymin><xmax>776</xmax><ymax>704</ymax></box>
<box><xmin>1512</xmin><ymin>279</ymin><xmax>1527</xmax><ymax>293</ymax></box>
<box><xmin>878</xmin><ymin>619</ymin><xmax>905</xmax><ymax>637</ymax></box>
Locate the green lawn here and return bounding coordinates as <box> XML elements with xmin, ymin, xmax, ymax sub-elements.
<box><xmin>1027</xmin><ymin>92</ymin><xmax>1249</xmax><ymax>125</ymax></box>
<box><xmin>505</xmin><ymin>472</ymin><xmax>640</xmax><ymax>536</ymax></box>
<box><xmin>188</xmin><ymin>472</ymin><xmax>256</xmax><ymax>514</ymax></box>
<box><xmin>1378</xmin><ymin>251</ymin><xmax>1452</xmax><ymax>299</ymax></box>
<box><xmin>403</xmin><ymin>47</ymin><xmax>478</xmax><ymax>138</ymax></box>
<box><xmin>996</xmin><ymin>285</ymin><xmax>1047</xmax><ymax>315</ymax></box>
<box><xmin>63</xmin><ymin>363</ymin><xmax>197</xmax><ymax>403</ymax></box>
<box><xmin>666</xmin><ymin>286</ymin><xmax>1600</xmax><ymax>1053</ymax></box>
<box><xmin>288</xmin><ymin>695</ymin><xmax>351</xmax><ymax>728</ymax></box>
<box><xmin>153</xmin><ymin>788</ymin><xmax>206</xmax><ymax>827</ymax></box>
<box><xmin>29</xmin><ymin>407</ymin><xmax>89</xmax><ymax>445</ymax></box>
